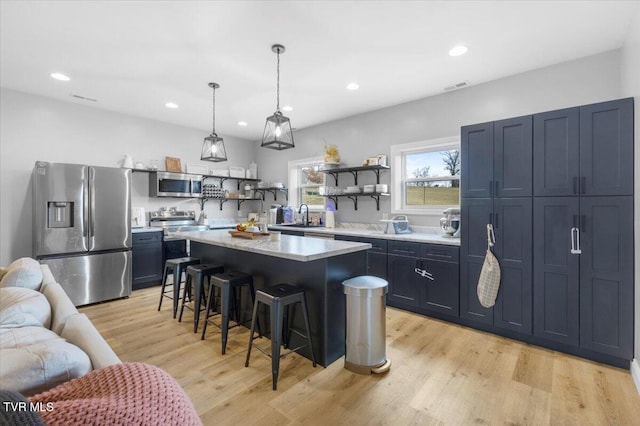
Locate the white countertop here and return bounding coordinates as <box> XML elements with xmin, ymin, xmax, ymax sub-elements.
<box><xmin>131</xmin><ymin>227</ymin><xmax>162</xmax><ymax>234</ymax></box>
<box><xmin>174</xmin><ymin>229</ymin><xmax>372</xmax><ymax>262</ymax></box>
<box><xmin>268</xmin><ymin>225</ymin><xmax>461</xmax><ymax>246</ymax></box>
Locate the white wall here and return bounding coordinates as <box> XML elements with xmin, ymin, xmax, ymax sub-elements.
<box><xmin>256</xmin><ymin>50</ymin><xmax>622</xmax><ymax>226</ymax></box>
<box><xmin>620</xmin><ymin>4</ymin><xmax>640</xmax><ymax>381</ymax></box>
<box><xmin>0</xmin><ymin>89</ymin><xmax>255</xmax><ymax>265</ymax></box>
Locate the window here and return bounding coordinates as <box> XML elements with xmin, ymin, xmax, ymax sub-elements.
<box><xmin>288</xmin><ymin>157</ymin><xmax>326</xmax><ymax>210</ymax></box>
<box><xmin>390</xmin><ymin>136</ymin><xmax>460</xmax><ymax>215</ymax></box>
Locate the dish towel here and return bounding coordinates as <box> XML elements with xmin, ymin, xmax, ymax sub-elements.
<box><xmin>477</xmin><ymin>224</ymin><xmax>501</xmax><ymax>308</ymax></box>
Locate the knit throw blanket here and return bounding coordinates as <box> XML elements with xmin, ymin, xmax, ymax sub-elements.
<box><xmin>27</xmin><ymin>362</ymin><xmax>202</xmax><ymax>426</ymax></box>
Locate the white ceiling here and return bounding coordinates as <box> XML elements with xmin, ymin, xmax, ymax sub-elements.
<box><xmin>1</xmin><ymin>1</ymin><xmax>637</xmax><ymax>141</ymax></box>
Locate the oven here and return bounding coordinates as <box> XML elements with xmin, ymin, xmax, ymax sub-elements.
<box><xmin>149</xmin><ymin>209</ymin><xmax>208</xmax><ymax>263</ymax></box>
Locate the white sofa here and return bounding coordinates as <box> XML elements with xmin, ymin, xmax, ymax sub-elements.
<box><xmin>0</xmin><ymin>258</ymin><xmax>121</xmax><ymax>396</ymax></box>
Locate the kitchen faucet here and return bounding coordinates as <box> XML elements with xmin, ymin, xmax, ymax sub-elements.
<box><xmin>298</xmin><ymin>204</ymin><xmax>309</xmax><ymax>226</ymax></box>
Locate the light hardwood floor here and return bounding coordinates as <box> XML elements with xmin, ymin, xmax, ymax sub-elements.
<box><xmin>81</xmin><ymin>287</ymin><xmax>640</xmax><ymax>425</ymax></box>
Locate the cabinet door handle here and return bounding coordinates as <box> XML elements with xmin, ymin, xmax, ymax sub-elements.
<box><xmin>570</xmin><ymin>227</ymin><xmax>582</xmax><ymax>255</ymax></box>
<box><xmin>581</xmin><ymin>177</ymin><xmax>586</xmax><ymax>195</ymax></box>
<box><xmin>489</xmin><ymin>180</ymin><xmax>493</xmax><ymax>196</ymax></box>
<box><xmin>414</xmin><ymin>267</ymin><xmax>434</xmax><ymax>281</ymax></box>
<box><xmin>573</xmin><ymin>177</ymin><xmax>578</xmax><ymax>195</ymax></box>
<box><xmin>494</xmin><ymin>213</ymin><xmax>499</xmax><ymax>229</ymax></box>
<box><xmin>494</xmin><ymin>181</ymin><xmax>499</xmax><ymax>197</ymax></box>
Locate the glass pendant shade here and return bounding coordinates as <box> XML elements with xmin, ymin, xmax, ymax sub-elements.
<box><xmin>201</xmin><ymin>82</ymin><xmax>227</xmax><ymax>162</ymax></box>
<box><xmin>261</xmin><ymin>111</ymin><xmax>294</xmax><ymax>150</ymax></box>
<box><xmin>201</xmin><ymin>133</ymin><xmax>227</xmax><ymax>162</ymax></box>
<box><xmin>261</xmin><ymin>44</ymin><xmax>294</xmax><ymax>150</ymax></box>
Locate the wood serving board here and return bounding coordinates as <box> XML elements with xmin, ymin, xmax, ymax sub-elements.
<box><xmin>228</xmin><ymin>230</ymin><xmax>270</xmax><ymax>239</ymax></box>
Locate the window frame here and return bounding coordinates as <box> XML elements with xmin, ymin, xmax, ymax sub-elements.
<box><xmin>390</xmin><ymin>136</ymin><xmax>460</xmax><ymax>215</ymax></box>
<box><xmin>287</xmin><ymin>156</ymin><xmax>327</xmax><ymax>211</ymax></box>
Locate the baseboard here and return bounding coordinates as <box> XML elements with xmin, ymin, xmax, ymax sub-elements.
<box><xmin>631</xmin><ymin>359</ymin><xmax>640</xmax><ymax>394</ymax></box>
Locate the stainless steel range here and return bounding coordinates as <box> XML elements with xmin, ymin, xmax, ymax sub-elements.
<box><xmin>149</xmin><ymin>209</ymin><xmax>208</xmax><ymax>260</ymax></box>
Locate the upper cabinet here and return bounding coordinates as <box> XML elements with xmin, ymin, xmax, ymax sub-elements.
<box><xmin>534</xmin><ymin>98</ymin><xmax>633</xmax><ymax>196</ymax></box>
<box><xmin>461</xmin><ymin>115</ymin><xmax>532</xmax><ymax>198</ymax></box>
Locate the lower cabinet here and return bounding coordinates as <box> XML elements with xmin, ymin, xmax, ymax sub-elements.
<box><xmin>132</xmin><ymin>231</ymin><xmax>164</xmax><ymax>290</ymax></box>
<box><xmin>460</xmin><ymin>197</ymin><xmax>532</xmax><ymax>335</ymax></box>
<box><xmin>387</xmin><ymin>241</ymin><xmax>459</xmax><ymax>318</ymax></box>
<box><xmin>534</xmin><ymin>196</ymin><xmax>633</xmax><ymax>359</ymax></box>
<box><xmin>334</xmin><ymin>235</ymin><xmax>388</xmax><ymax>280</ymax></box>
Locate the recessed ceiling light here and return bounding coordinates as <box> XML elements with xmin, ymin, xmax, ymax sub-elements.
<box><xmin>165</xmin><ymin>102</ymin><xmax>179</xmax><ymax>109</ymax></box>
<box><xmin>282</xmin><ymin>105</ymin><xmax>293</xmax><ymax>112</ymax></box>
<box><xmin>346</xmin><ymin>82</ymin><xmax>360</xmax><ymax>91</ymax></box>
<box><xmin>238</xmin><ymin>121</ymin><xmax>248</xmax><ymax>126</ymax></box>
<box><xmin>448</xmin><ymin>45</ymin><xmax>468</xmax><ymax>57</ymax></box>
<box><xmin>51</xmin><ymin>73</ymin><xmax>70</xmax><ymax>81</ymax></box>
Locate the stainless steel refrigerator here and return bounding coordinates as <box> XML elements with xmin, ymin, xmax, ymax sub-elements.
<box><xmin>32</xmin><ymin>161</ymin><xmax>132</xmax><ymax>306</ymax></box>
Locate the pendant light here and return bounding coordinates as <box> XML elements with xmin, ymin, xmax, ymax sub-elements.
<box><xmin>261</xmin><ymin>44</ymin><xmax>294</xmax><ymax>150</ymax></box>
<box><xmin>201</xmin><ymin>82</ymin><xmax>227</xmax><ymax>162</ymax></box>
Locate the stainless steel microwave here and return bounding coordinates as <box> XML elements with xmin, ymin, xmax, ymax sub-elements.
<box><xmin>149</xmin><ymin>171</ymin><xmax>203</xmax><ymax>198</ymax></box>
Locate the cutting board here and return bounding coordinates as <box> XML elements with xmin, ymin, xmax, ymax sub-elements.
<box><xmin>228</xmin><ymin>230</ymin><xmax>270</xmax><ymax>239</ymax></box>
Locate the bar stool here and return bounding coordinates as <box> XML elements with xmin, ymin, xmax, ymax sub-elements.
<box><xmin>201</xmin><ymin>271</ymin><xmax>261</xmax><ymax>354</ymax></box>
<box><xmin>178</xmin><ymin>263</ymin><xmax>224</xmax><ymax>333</ymax></box>
<box><xmin>245</xmin><ymin>283</ymin><xmax>316</xmax><ymax>391</ymax></box>
<box><xmin>157</xmin><ymin>257</ymin><xmax>200</xmax><ymax>318</ymax></box>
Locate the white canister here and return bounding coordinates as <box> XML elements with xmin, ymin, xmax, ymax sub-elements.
<box><xmin>249</xmin><ymin>161</ymin><xmax>258</xmax><ymax>179</ymax></box>
<box><xmin>325</xmin><ymin>210</ymin><xmax>335</xmax><ymax>228</ymax></box>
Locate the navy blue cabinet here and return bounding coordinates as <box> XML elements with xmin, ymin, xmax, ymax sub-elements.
<box><xmin>533</xmin><ymin>196</ymin><xmax>634</xmax><ymax>359</ymax></box>
<box><xmin>460</xmin><ymin>198</ymin><xmax>494</xmax><ymax>325</ymax></box>
<box><xmin>579</xmin><ymin>98</ymin><xmax>634</xmax><ymax>196</ymax></box>
<box><xmin>132</xmin><ymin>231</ymin><xmax>164</xmax><ymax>290</ymax></box>
<box><xmin>462</xmin><ymin>116</ymin><xmax>532</xmax><ymax>198</ymax></box>
<box><xmin>419</xmin><ymin>244</ymin><xmax>459</xmax><ymax>317</ymax></box>
<box><xmin>533</xmin><ymin>197</ymin><xmax>580</xmax><ymax>346</ymax></box>
<box><xmin>461</xmin><ymin>115</ymin><xmax>533</xmax><ymax>334</ymax></box>
<box><xmin>461</xmin><ymin>122</ymin><xmax>494</xmax><ymax>198</ymax></box>
<box><xmin>578</xmin><ymin>197</ymin><xmax>633</xmax><ymax>358</ymax></box>
<box><xmin>387</xmin><ymin>241</ymin><xmax>421</xmax><ymax>307</ymax></box>
<box><xmin>532</xmin><ymin>98</ymin><xmax>634</xmax><ymax>361</ymax></box>
<box><xmin>534</xmin><ymin>98</ymin><xmax>633</xmax><ymax>196</ymax></box>
<box><xmin>492</xmin><ymin>198</ymin><xmax>532</xmax><ymax>334</ymax></box>
<box><xmin>335</xmin><ymin>235</ymin><xmax>388</xmax><ymax>280</ymax></box>
<box><xmin>387</xmin><ymin>241</ymin><xmax>460</xmax><ymax>318</ymax></box>
<box><xmin>533</xmin><ymin>107</ymin><xmax>580</xmax><ymax>197</ymax></box>
<box><xmin>460</xmin><ymin>197</ymin><xmax>532</xmax><ymax>332</ymax></box>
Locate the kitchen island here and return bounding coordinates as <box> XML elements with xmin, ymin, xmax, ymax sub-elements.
<box><xmin>175</xmin><ymin>229</ymin><xmax>371</xmax><ymax>367</ymax></box>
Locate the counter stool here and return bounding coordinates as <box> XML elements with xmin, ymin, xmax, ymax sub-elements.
<box><xmin>244</xmin><ymin>283</ymin><xmax>316</xmax><ymax>391</ymax></box>
<box><xmin>157</xmin><ymin>257</ymin><xmax>200</xmax><ymax>318</ymax></box>
<box><xmin>178</xmin><ymin>263</ymin><xmax>224</xmax><ymax>333</ymax></box>
<box><xmin>201</xmin><ymin>271</ymin><xmax>261</xmax><ymax>354</ymax></box>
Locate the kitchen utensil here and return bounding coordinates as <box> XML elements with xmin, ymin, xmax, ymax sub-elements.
<box><xmin>382</xmin><ymin>215</ymin><xmax>411</xmax><ymax>234</ymax></box>
<box><xmin>440</xmin><ymin>207</ymin><xmax>461</xmax><ymax>237</ymax></box>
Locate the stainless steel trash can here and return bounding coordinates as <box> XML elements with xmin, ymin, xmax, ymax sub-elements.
<box><xmin>342</xmin><ymin>275</ymin><xmax>391</xmax><ymax>374</ymax></box>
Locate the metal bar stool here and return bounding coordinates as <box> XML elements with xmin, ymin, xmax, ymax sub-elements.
<box><xmin>201</xmin><ymin>271</ymin><xmax>261</xmax><ymax>354</ymax></box>
<box><xmin>178</xmin><ymin>263</ymin><xmax>224</xmax><ymax>333</ymax></box>
<box><xmin>245</xmin><ymin>283</ymin><xmax>316</xmax><ymax>390</ymax></box>
<box><xmin>157</xmin><ymin>257</ymin><xmax>200</xmax><ymax>318</ymax></box>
